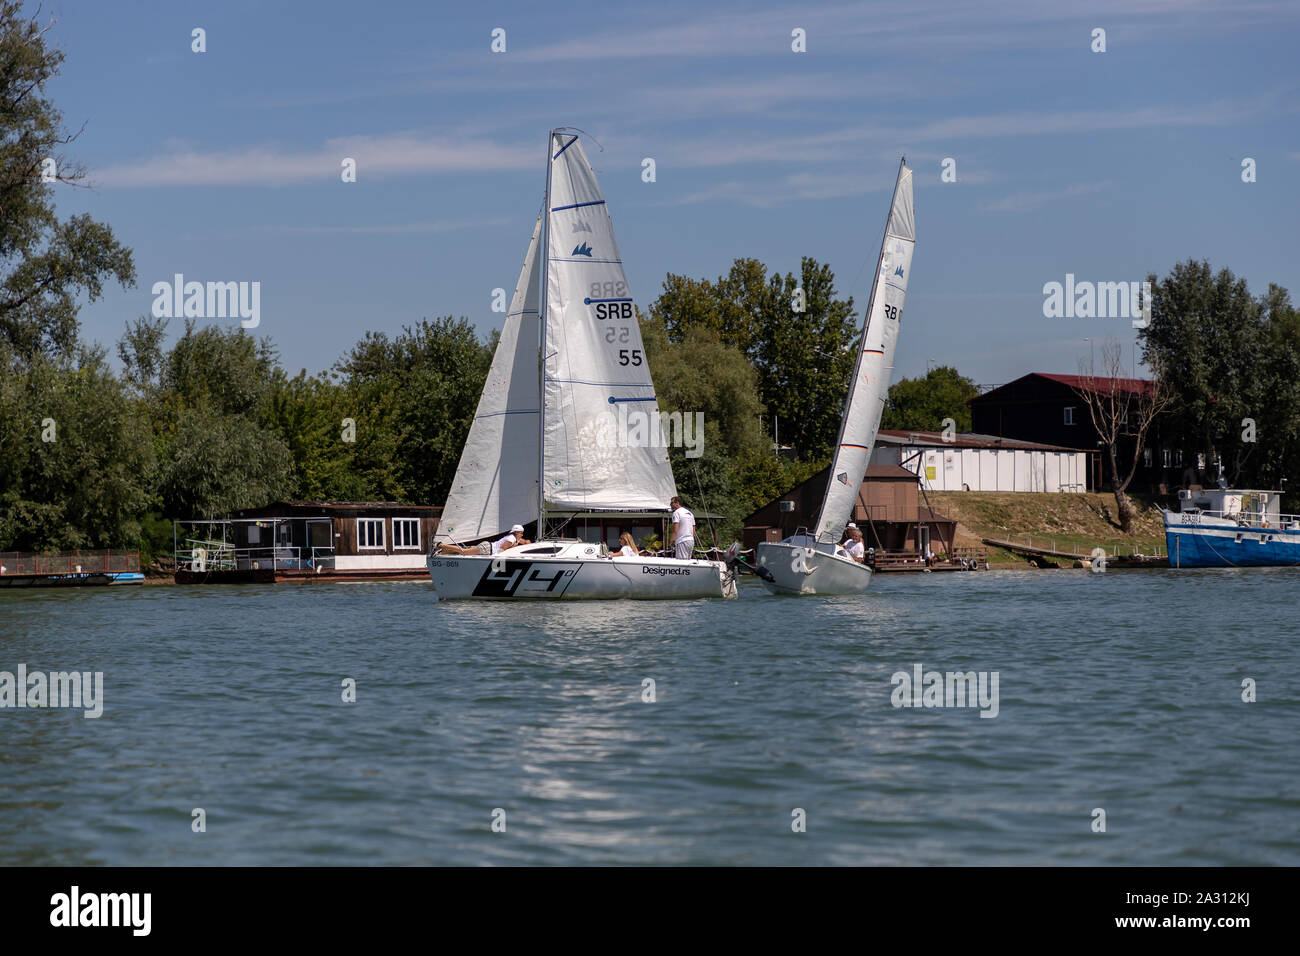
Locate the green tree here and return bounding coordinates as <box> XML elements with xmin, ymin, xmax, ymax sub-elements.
<box><xmin>333</xmin><ymin>316</ymin><xmax>491</xmax><ymax>506</ymax></box>
<box><xmin>1140</xmin><ymin>260</ymin><xmax>1298</xmax><ymax>487</ymax></box>
<box><xmin>0</xmin><ymin>4</ymin><xmax>134</xmax><ymax>361</ymax></box>
<box><xmin>149</xmin><ymin>321</ymin><xmax>293</xmax><ymax>518</ymax></box>
<box><xmin>648</xmin><ymin>257</ymin><xmax>857</xmax><ymax>462</ymax></box>
<box><xmin>880</xmin><ymin>365</ymin><xmax>979</xmax><ymax>432</ymax></box>
<box><xmin>641</xmin><ymin>317</ymin><xmax>769</xmax><ymax>541</ymax></box>
<box><xmin>0</xmin><ymin>344</ymin><xmax>154</xmax><ymax>550</ymax></box>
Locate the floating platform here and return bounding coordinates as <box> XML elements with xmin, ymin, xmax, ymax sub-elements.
<box><xmin>983</xmin><ymin>537</ymin><xmax>1168</xmax><ymax>569</ymax></box>
<box><xmin>0</xmin><ymin>551</ymin><xmax>144</xmax><ymax>588</ymax></box>
<box><xmin>174</xmin><ymin>568</ymin><xmax>428</xmax><ymax>585</ymax></box>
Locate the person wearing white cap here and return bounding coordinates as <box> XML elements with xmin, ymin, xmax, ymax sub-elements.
<box><xmin>492</xmin><ymin>524</ymin><xmax>529</xmax><ymax>554</ymax></box>
<box><xmin>437</xmin><ymin>523</ymin><xmax>529</xmax><ymax>555</ymax></box>
<box><xmin>841</xmin><ymin>522</ymin><xmax>858</xmax><ymax>550</ymax></box>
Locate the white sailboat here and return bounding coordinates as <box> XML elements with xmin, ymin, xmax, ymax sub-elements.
<box><xmin>428</xmin><ymin>129</ymin><xmax>737</xmax><ymax>600</ymax></box>
<box><xmin>755</xmin><ymin>158</ymin><xmax>915</xmax><ymax>595</ymax></box>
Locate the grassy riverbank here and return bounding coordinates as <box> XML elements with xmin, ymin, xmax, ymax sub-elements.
<box><xmin>927</xmin><ymin>491</ymin><xmax>1170</xmax><ymax>566</ymax></box>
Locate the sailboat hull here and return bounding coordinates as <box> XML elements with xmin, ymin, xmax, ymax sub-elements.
<box><xmin>753</xmin><ymin>541</ymin><xmax>872</xmax><ymax>596</ymax></box>
<box><xmin>427</xmin><ymin>543</ymin><xmax>736</xmax><ymax>600</ymax></box>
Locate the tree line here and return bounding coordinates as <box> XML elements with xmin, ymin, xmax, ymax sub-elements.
<box><xmin>5</xmin><ymin>4</ymin><xmax>1300</xmax><ymax>562</ymax></box>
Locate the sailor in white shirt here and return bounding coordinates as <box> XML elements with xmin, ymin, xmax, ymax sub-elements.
<box><xmin>842</xmin><ymin>527</ymin><xmax>866</xmax><ymax>563</ymax></box>
<box><xmin>840</xmin><ymin>522</ymin><xmax>859</xmax><ymax>549</ymax></box>
<box><xmin>669</xmin><ymin>496</ymin><xmax>695</xmax><ymax>560</ymax></box>
<box><xmin>492</xmin><ymin>524</ymin><xmax>529</xmax><ymax>554</ymax></box>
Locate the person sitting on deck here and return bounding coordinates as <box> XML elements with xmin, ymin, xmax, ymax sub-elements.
<box><xmin>841</xmin><ymin>522</ymin><xmax>859</xmax><ymax>549</ymax></box>
<box><xmin>610</xmin><ymin>533</ymin><xmax>640</xmax><ymax>558</ymax></box>
<box><xmin>843</xmin><ymin>528</ymin><xmax>866</xmax><ymax>563</ymax></box>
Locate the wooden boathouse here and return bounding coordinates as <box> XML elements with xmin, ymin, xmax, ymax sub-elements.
<box><xmin>742</xmin><ymin>465</ymin><xmax>984</xmax><ymax>571</ymax></box>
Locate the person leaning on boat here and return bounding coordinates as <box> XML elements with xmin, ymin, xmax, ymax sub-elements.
<box><xmin>438</xmin><ymin>524</ymin><xmax>530</xmax><ymax>556</ymax></box>
<box><xmin>669</xmin><ymin>497</ymin><xmax>695</xmax><ymax>560</ymax></box>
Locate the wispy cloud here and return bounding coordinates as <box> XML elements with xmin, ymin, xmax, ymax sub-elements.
<box><xmin>982</xmin><ymin>181</ymin><xmax>1110</xmax><ymax>212</ymax></box>
<box><xmin>256</xmin><ymin>218</ymin><xmax>513</xmax><ymax>235</ymax></box>
<box><xmin>95</xmin><ymin>132</ymin><xmax>534</xmax><ymax>187</ymax></box>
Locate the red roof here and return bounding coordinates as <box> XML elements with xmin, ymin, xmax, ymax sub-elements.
<box><xmin>1033</xmin><ymin>373</ymin><xmax>1153</xmax><ymax>396</ymax></box>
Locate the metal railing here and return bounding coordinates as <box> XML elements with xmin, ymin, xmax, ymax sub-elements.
<box><xmin>1177</xmin><ymin>509</ymin><xmax>1300</xmax><ymax>530</ymax></box>
<box><xmin>0</xmin><ymin>550</ymin><xmax>141</xmax><ymax>575</ymax></box>
<box><xmin>995</xmin><ymin>533</ymin><xmax>1167</xmax><ymax>559</ymax></box>
<box><xmin>176</xmin><ymin>541</ymin><xmax>335</xmax><ymax>573</ymax></box>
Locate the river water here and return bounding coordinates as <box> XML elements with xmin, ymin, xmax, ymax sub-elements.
<box><xmin>1</xmin><ymin>568</ymin><xmax>1296</xmax><ymax>865</ymax></box>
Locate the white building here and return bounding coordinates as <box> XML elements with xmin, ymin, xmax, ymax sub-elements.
<box><xmin>871</xmin><ymin>430</ymin><xmax>1091</xmax><ymax>493</ymax></box>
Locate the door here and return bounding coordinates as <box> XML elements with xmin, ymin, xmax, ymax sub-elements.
<box><xmin>307</xmin><ymin>520</ymin><xmax>332</xmax><ymax>563</ymax></box>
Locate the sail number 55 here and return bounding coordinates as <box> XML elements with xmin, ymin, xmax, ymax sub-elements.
<box><xmin>618</xmin><ymin>349</ymin><xmax>643</xmax><ymax>366</ymax></box>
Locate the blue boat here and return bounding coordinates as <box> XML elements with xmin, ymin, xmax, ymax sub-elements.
<box><xmin>1163</xmin><ymin>486</ymin><xmax>1300</xmax><ymax>568</ymax></box>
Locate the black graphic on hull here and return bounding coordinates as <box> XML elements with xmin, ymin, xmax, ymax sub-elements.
<box><xmin>471</xmin><ymin>560</ymin><xmax>582</xmax><ymax>598</ymax></box>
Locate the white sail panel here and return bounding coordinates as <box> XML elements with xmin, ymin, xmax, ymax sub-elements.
<box><xmin>542</xmin><ymin>133</ymin><xmax>677</xmax><ymax>511</ymax></box>
<box><xmin>437</xmin><ymin>213</ymin><xmax>542</xmax><ymax>541</ymax></box>
<box><xmin>814</xmin><ymin>161</ymin><xmax>915</xmax><ymax>542</ymax></box>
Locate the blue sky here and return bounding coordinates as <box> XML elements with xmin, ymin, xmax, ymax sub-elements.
<box><xmin>41</xmin><ymin>0</ymin><xmax>1300</xmax><ymax>387</ymax></box>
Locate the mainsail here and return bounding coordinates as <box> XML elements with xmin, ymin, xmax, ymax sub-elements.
<box><xmin>813</xmin><ymin>159</ymin><xmax>915</xmax><ymax>543</ymax></box>
<box><xmin>540</xmin><ymin>132</ymin><xmax>677</xmax><ymax>512</ymax></box>
<box><xmin>436</xmin><ymin>212</ymin><xmax>542</xmax><ymax>542</ymax></box>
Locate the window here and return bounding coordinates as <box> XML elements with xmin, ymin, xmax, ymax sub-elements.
<box><xmin>1143</xmin><ymin>447</ymin><xmax>1153</xmax><ymax>468</ymax></box>
<box><xmin>358</xmin><ymin>518</ymin><xmax>385</xmax><ymax>550</ymax></box>
<box><xmin>248</xmin><ymin>525</ymin><xmax>261</xmax><ymax>544</ymax></box>
<box><xmin>1063</xmin><ymin>406</ymin><xmax>1075</xmax><ymax>425</ymax></box>
<box><xmin>392</xmin><ymin>518</ymin><xmax>420</xmax><ymax>549</ymax></box>
<box><xmin>1162</xmin><ymin>449</ymin><xmax>1172</xmax><ymax>468</ymax></box>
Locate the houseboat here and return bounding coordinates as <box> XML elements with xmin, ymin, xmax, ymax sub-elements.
<box><xmin>1163</xmin><ymin>485</ymin><xmax>1300</xmax><ymax>568</ymax></box>
<box><xmin>174</xmin><ymin>501</ymin><xmax>440</xmax><ymax>583</ymax></box>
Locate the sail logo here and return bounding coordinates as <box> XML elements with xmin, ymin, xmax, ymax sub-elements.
<box><xmin>572</xmin><ymin>221</ymin><xmax>592</xmax><ymax>233</ymax></box>
<box><xmin>151</xmin><ymin>274</ymin><xmax>260</xmax><ymax>328</ymax></box>
<box><xmin>1042</xmin><ymin>274</ymin><xmax>1153</xmax><ymax>329</ymax></box>
<box><xmin>894</xmin><ymin>265</ymin><xmax>904</xmax><ymax>278</ymax></box>
<box><xmin>837</xmin><ymin>472</ymin><xmax>850</xmax><ymax>486</ymax></box>
<box><xmin>571</xmin><ymin>242</ymin><xmax>594</xmax><ymax>257</ymax></box>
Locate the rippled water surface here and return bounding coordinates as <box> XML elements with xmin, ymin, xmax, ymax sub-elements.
<box><xmin>1</xmin><ymin>568</ymin><xmax>1296</xmax><ymax>865</ymax></box>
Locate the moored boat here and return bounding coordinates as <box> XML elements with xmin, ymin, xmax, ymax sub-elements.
<box><xmin>1163</xmin><ymin>485</ymin><xmax>1300</xmax><ymax>568</ymax></box>
<box><xmin>756</xmin><ymin>158</ymin><xmax>915</xmax><ymax>595</ymax></box>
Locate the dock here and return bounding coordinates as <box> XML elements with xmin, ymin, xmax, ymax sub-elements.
<box><xmin>982</xmin><ymin>536</ymin><xmax>1168</xmax><ymax>568</ymax></box>
<box><xmin>0</xmin><ymin>550</ymin><xmax>144</xmax><ymax>587</ymax></box>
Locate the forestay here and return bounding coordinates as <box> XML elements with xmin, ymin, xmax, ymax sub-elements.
<box><xmin>436</xmin><ymin>213</ymin><xmax>542</xmax><ymax>542</ymax></box>
<box><xmin>814</xmin><ymin>160</ymin><xmax>915</xmax><ymax>543</ymax></box>
<box><xmin>542</xmin><ymin>132</ymin><xmax>677</xmax><ymax>511</ymax></box>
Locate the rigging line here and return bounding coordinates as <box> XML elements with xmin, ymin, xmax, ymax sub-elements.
<box><xmin>692</xmin><ymin>460</ymin><xmax>721</xmax><ymax>554</ymax></box>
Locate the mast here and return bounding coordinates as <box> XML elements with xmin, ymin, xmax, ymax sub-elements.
<box><xmin>814</xmin><ymin>156</ymin><xmax>907</xmax><ymax>542</ymax></box>
<box><xmin>536</xmin><ymin>130</ymin><xmax>557</xmax><ymax>537</ymax></box>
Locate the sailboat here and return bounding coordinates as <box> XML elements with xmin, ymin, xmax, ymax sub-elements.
<box><xmin>427</xmin><ymin>129</ymin><xmax>738</xmax><ymax>600</ymax></box>
<box><xmin>754</xmin><ymin>158</ymin><xmax>915</xmax><ymax>595</ymax></box>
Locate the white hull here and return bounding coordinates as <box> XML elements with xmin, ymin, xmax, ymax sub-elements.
<box><xmin>427</xmin><ymin>540</ymin><xmax>736</xmax><ymax>600</ymax></box>
<box><xmin>754</xmin><ymin>540</ymin><xmax>872</xmax><ymax>595</ymax></box>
